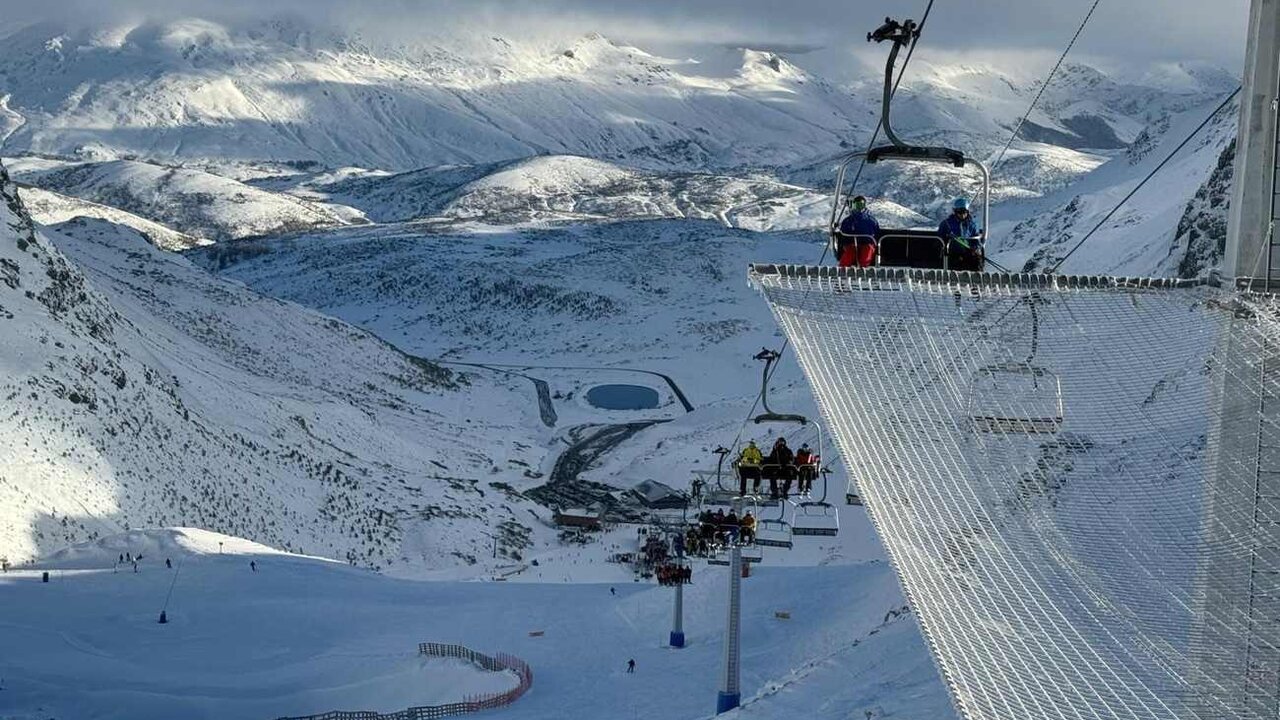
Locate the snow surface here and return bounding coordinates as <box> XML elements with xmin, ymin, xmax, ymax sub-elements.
<box><xmin>0</xmin><ymin>524</ymin><xmax>953</xmax><ymax>720</ymax></box>
<box><xmin>0</xmin><ymin>165</ymin><xmax>557</xmax><ymax>572</ymax></box>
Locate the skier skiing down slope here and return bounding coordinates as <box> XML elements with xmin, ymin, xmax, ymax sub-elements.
<box><xmin>938</xmin><ymin>198</ymin><xmax>984</xmax><ymax>271</ymax></box>
<box><xmin>836</xmin><ymin>195</ymin><xmax>880</xmax><ymax>268</ymax></box>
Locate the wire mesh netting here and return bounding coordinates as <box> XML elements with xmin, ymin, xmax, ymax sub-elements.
<box><xmin>750</xmin><ymin>265</ymin><xmax>1280</xmax><ymax>720</ymax></box>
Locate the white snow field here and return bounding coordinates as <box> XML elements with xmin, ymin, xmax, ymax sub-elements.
<box><xmin>0</xmin><ymin>523</ymin><xmax>953</xmax><ymax>720</ymax></box>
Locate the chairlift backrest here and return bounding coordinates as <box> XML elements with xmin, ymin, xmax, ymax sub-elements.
<box><xmin>877</xmin><ymin>231</ymin><xmax>949</xmax><ymax>269</ymax></box>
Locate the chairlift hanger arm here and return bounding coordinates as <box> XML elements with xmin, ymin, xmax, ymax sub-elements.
<box><xmin>868</xmin><ymin>17</ymin><xmax>920</xmax><ymax>150</ymax></box>
<box><xmin>752</xmin><ymin>347</ymin><xmax>808</xmax><ymax>425</ymax></box>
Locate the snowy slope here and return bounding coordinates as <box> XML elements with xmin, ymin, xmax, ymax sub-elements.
<box><xmin>0</xmin><ymin>160</ymin><xmax>559</xmax><ymax>571</ymax></box>
<box><xmin>1</xmin><ymin>525</ymin><xmax>954</xmax><ymax>720</ymax></box>
<box><xmin>194</xmin><ymin>218</ymin><xmax>852</xmax><ymax>511</ymax></box>
<box><xmin>194</xmin><ymin>219</ymin><xmax>823</xmax><ymax>401</ymax></box>
<box><xmin>988</xmin><ymin>92</ymin><xmax>1239</xmax><ymax>276</ymax></box>
<box><xmin>5</xmin><ymin>157</ymin><xmax>361</xmax><ymax>242</ymax></box>
<box><xmin>15</xmin><ymin>184</ymin><xmax>206</xmax><ymax>250</ymax></box>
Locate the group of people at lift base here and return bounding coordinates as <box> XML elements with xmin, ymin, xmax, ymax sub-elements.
<box><xmin>734</xmin><ymin>437</ymin><xmax>819</xmax><ymax>499</ymax></box>
<box><xmin>637</xmin><ymin>532</ymin><xmax>693</xmax><ymax>586</ymax></box>
<box><xmin>836</xmin><ymin>195</ymin><xmax>984</xmax><ymax>271</ymax></box>
<box><xmin>634</xmin><ymin>528</ymin><xmax>696</xmax><ymax>586</ymax></box>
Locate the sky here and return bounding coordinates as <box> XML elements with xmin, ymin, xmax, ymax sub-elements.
<box><xmin>0</xmin><ymin>0</ymin><xmax>1253</xmax><ymax>72</ymax></box>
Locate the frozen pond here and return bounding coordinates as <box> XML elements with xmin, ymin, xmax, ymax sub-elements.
<box><xmin>585</xmin><ymin>384</ymin><xmax>660</xmax><ymax>410</ymax></box>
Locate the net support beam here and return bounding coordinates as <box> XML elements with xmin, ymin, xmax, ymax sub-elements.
<box><xmin>1226</xmin><ymin>0</ymin><xmax>1280</xmax><ymax>286</ymax></box>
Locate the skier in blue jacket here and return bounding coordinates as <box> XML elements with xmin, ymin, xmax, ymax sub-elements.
<box><xmin>836</xmin><ymin>195</ymin><xmax>880</xmax><ymax>267</ymax></box>
<box><xmin>938</xmin><ymin>198</ymin><xmax>984</xmax><ymax>271</ymax></box>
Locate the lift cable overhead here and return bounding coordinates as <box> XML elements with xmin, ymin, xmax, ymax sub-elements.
<box><xmin>1049</xmin><ymin>85</ymin><xmax>1241</xmax><ymax>274</ymax></box>
<box><xmin>991</xmin><ymin>0</ymin><xmax>1101</xmax><ymax>173</ymax></box>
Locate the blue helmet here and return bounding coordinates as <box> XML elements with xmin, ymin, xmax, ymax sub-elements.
<box><xmin>953</xmin><ymin>197</ymin><xmax>971</xmax><ymax>211</ymax></box>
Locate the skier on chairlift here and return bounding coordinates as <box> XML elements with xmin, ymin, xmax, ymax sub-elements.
<box><xmin>740</xmin><ymin>512</ymin><xmax>757</xmax><ymax>544</ymax></box>
<box><xmin>795</xmin><ymin>443</ymin><xmax>816</xmax><ymax>494</ymax></box>
<box><xmin>737</xmin><ymin>441</ymin><xmax>764</xmax><ymax>496</ymax></box>
<box><xmin>767</xmin><ymin>437</ymin><xmax>795</xmax><ymax>499</ymax></box>
<box><xmin>938</xmin><ymin>198</ymin><xmax>984</xmax><ymax>271</ymax></box>
<box><xmin>836</xmin><ymin>195</ymin><xmax>880</xmax><ymax>268</ymax></box>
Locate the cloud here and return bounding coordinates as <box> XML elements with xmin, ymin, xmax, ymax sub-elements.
<box><xmin>0</xmin><ymin>0</ymin><xmax>1251</xmax><ymax>71</ymax></box>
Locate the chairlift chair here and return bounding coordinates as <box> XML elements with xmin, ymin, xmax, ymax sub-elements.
<box><xmin>829</xmin><ymin>17</ymin><xmax>991</xmax><ymax>273</ymax></box>
<box><xmin>791</xmin><ymin>502</ymin><xmax>840</xmax><ymax>537</ymax></box>
<box><xmin>968</xmin><ymin>362</ymin><xmax>1064</xmax><ymax>435</ymax></box>
<box><xmin>791</xmin><ymin>467</ymin><xmax>840</xmax><ymax>537</ymax></box>
<box><xmin>754</xmin><ymin>499</ymin><xmax>794</xmax><ymax>549</ymax></box>
<box><xmin>698</xmin><ymin>447</ymin><xmax>741</xmax><ymax>506</ymax></box>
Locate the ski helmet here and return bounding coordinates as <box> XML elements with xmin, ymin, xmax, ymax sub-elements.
<box><xmin>953</xmin><ymin>197</ymin><xmax>971</xmax><ymax>211</ymax></box>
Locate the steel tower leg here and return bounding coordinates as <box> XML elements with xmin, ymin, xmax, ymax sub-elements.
<box><xmin>671</xmin><ymin>572</ymin><xmax>686</xmax><ymax>648</ymax></box>
<box><xmin>717</xmin><ymin>500</ymin><xmax>743</xmax><ymax>713</ymax></box>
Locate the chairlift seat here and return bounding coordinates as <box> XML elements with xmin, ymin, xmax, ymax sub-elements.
<box><xmin>791</xmin><ymin>502</ymin><xmax>840</xmax><ymax>537</ymax></box>
<box><xmin>755</xmin><ymin>519</ymin><xmax>794</xmax><ymax>549</ymax></box>
<box><xmin>707</xmin><ymin>550</ymin><xmax>763</xmax><ymax>566</ymax></box>
<box><xmin>969</xmin><ymin>362</ymin><xmax>1064</xmax><ymax>436</ymax></box>
<box><xmin>754</xmin><ymin>411</ymin><xmax>808</xmax><ymax>425</ymax></box>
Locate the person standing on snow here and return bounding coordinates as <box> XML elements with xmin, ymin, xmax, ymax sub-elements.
<box><xmin>836</xmin><ymin>195</ymin><xmax>881</xmax><ymax>268</ymax></box>
<box><xmin>627</xmin><ymin>658</ymin><xmax>636</xmax><ymax>673</ymax></box>
<box><xmin>938</xmin><ymin>198</ymin><xmax>984</xmax><ymax>271</ymax></box>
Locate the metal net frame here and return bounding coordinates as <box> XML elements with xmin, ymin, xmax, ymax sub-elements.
<box><xmin>750</xmin><ymin>265</ymin><xmax>1280</xmax><ymax>720</ymax></box>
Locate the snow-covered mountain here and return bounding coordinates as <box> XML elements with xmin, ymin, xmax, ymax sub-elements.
<box><xmin>990</xmin><ymin>92</ymin><xmax>1239</xmax><ymax>276</ymax></box>
<box><xmin>0</xmin><ymin>12</ymin><xmax>1250</xmax><ymax>572</ymax></box>
<box><xmin>0</xmin><ymin>18</ymin><xmax>1234</xmax><ymax>182</ymax></box>
<box><xmin>0</xmin><ymin>21</ymin><xmax>872</xmax><ymax>172</ymax></box>
<box><xmin>0</xmin><ymin>158</ymin><xmax>559</xmax><ymax>571</ymax></box>
<box><xmin>5</xmin><ymin>156</ymin><xmax>362</xmax><ymax>241</ymax></box>
<box><xmin>285</xmin><ymin>154</ymin><xmax>926</xmax><ymax>230</ymax></box>
<box><xmin>15</xmin><ymin>184</ymin><xmax>205</xmax><ymax>251</ymax></box>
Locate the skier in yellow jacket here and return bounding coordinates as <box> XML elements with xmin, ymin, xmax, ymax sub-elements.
<box><xmin>737</xmin><ymin>441</ymin><xmax>764</xmax><ymax>495</ymax></box>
